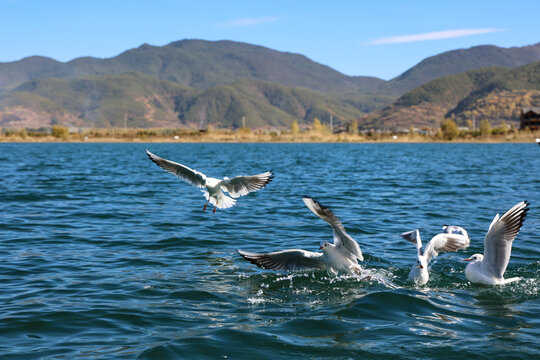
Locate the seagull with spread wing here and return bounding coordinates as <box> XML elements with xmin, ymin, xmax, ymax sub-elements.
<box><xmin>464</xmin><ymin>201</ymin><xmax>529</xmax><ymax>285</ymax></box>
<box><xmin>238</xmin><ymin>196</ymin><xmax>364</xmax><ymax>275</ymax></box>
<box><xmin>401</xmin><ymin>226</ymin><xmax>470</xmax><ymax>286</ymax></box>
<box><xmin>145</xmin><ymin>150</ymin><xmax>273</xmax><ymax>213</ymax></box>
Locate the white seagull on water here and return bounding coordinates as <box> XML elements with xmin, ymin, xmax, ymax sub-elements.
<box><xmin>238</xmin><ymin>197</ymin><xmax>364</xmax><ymax>275</ymax></box>
<box><xmin>401</xmin><ymin>226</ymin><xmax>470</xmax><ymax>286</ymax></box>
<box><xmin>464</xmin><ymin>201</ymin><xmax>529</xmax><ymax>285</ymax></box>
<box><xmin>146</xmin><ymin>150</ymin><xmax>273</xmax><ymax>213</ymax></box>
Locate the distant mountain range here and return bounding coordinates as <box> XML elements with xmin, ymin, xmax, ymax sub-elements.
<box><xmin>0</xmin><ymin>73</ymin><xmax>367</xmax><ymax>129</ymax></box>
<box><xmin>1</xmin><ymin>39</ymin><xmax>539</xmax><ymax>129</ymax></box>
<box><xmin>0</xmin><ymin>40</ymin><xmax>382</xmax><ymax>93</ymax></box>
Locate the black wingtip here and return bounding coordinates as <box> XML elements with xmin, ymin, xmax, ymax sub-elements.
<box><xmin>266</xmin><ymin>170</ymin><xmax>275</xmax><ymax>184</ymax></box>
<box><xmin>237</xmin><ymin>250</ymin><xmax>265</xmax><ymax>269</ymax></box>
<box><xmin>304</xmin><ymin>196</ymin><xmax>330</xmax><ymax>210</ymax></box>
<box><xmin>521</xmin><ymin>200</ymin><xmax>529</xmax><ymax>214</ymax></box>
<box><xmin>145</xmin><ymin>150</ymin><xmax>158</xmax><ymax>165</ymax></box>
<box><xmin>302</xmin><ymin>195</ymin><xmax>319</xmax><ymax>203</ymax></box>
<box><xmin>302</xmin><ymin>195</ymin><xmax>317</xmax><ymax>206</ymax></box>
<box><xmin>522</xmin><ymin>200</ymin><xmax>529</xmax><ymax>221</ymax></box>
<box><xmin>237</xmin><ymin>249</ymin><xmax>249</xmax><ymax>260</ymax></box>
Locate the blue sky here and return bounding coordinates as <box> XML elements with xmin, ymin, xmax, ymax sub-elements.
<box><xmin>1</xmin><ymin>0</ymin><xmax>539</xmax><ymax>80</ymax></box>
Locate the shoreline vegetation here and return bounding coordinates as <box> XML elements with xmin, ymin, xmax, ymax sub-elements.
<box><xmin>1</xmin><ymin>122</ymin><xmax>538</xmax><ymax>143</ymax></box>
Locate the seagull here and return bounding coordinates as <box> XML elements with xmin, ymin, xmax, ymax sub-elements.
<box><xmin>443</xmin><ymin>225</ymin><xmax>469</xmax><ymax>236</ymax></box>
<box><xmin>401</xmin><ymin>226</ymin><xmax>470</xmax><ymax>286</ymax></box>
<box><xmin>464</xmin><ymin>201</ymin><xmax>529</xmax><ymax>285</ymax></box>
<box><xmin>145</xmin><ymin>150</ymin><xmax>273</xmax><ymax>213</ymax></box>
<box><xmin>237</xmin><ymin>196</ymin><xmax>364</xmax><ymax>275</ymax></box>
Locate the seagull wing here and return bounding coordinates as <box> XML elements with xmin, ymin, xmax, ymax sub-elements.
<box><xmin>220</xmin><ymin>171</ymin><xmax>273</xmax><ymax>198</ymax></box>
<box><xmin>401</xmin><ymin>229</ymin><xmax>423</xmax><ymax>256</ymax></box>
<box><xmin>481</xmin><ymin>201</ymin><xmax>529</xmax><ymax>278</ymax></box>
<box><xmin>302</xmin><ymin>196</ymin><xmax>363</xmax><ymax>261</ymax></box>
<box><xmin>146</xmin><ymin>150</ymin><xmax>206</xmax><ymax>188</ymax></box>
<box><xmin>424</xmin><ymin>233</ymin><xmax>470</xmax><ymax>263</ymax></box>
<box><xmin>237</xmin><ymin>249</ymin><xmax>326</xmax><ymax>271</ymax></box>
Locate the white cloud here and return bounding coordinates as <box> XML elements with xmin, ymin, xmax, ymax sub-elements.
<box><xmin>215</xmin><ymin>16</ymin><xmax>280</xmax><ymax>28</ymax></box>
<box><xmin>364</xmin><ymin>28</ymin><xmax>506</xmax><ymax>45</ymax></box>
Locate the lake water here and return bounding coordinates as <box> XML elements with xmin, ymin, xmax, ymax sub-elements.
<box><xmin>1</xmin><ymin>143</ymin><xmax>539</xmax><ymax>359</ymax></box>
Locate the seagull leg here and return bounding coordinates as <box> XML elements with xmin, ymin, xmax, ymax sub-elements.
<box><xmin>203</xmin><ymin>199</ymin><xmax>210</xmax><ymax>212</ymax></box>
<box><xmin>213</xmin><ymin>206</ymin><xmax>217</xmax><ymax>214</ymax></box>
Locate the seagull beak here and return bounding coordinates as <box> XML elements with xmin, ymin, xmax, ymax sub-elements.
<box><xmin>417</xmin><ymin>265</ymin><xmax>424</xmax><ymax>269</ymax></box>
<box><xmin>319</xmin><ymin>246</ymin><xmax>323</xmax><ymax>250</ymax></box>
<box><xmin>464</xmin><ymin>258</ymin><xmax>471</xmax><ymax>261</ymax></box>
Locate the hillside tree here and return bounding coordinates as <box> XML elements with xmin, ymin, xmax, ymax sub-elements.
<box><xmin>290</xmin><ymin>120</ymin><xmax>299</xmax><ymax>134</ymax></box>
<box><xmin>313</xmin><ymin>118</ymin><xmax>323</xmax><ymax>133</ymax></box>
<box><xmin>440</xmin><ymin>118</ymin><xmax>459</xmax><ymax>140</ymax></box>
<box><xmin>479</xmin><ymin>119</ymin><xmax>491</xmax><ymax>137</ymax></box>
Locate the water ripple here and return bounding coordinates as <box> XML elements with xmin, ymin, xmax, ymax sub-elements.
<box><xmin>0</xmin><ymin>143</ymin><xmax>539</xmax><ymax>359</ymax></box>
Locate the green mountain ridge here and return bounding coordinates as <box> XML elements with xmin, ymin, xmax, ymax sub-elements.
<box><xmin>0</xmin><ymin>73</ymin><xmax>365</xmax><ymax>128</ymax></box>
<box><xmin>176</xmin><ymin>78</ymin><xmax>366</xmax><ymax>128</ymax></box>
<box><xmin>365</xmin><ymin>61</ymin><xmax>540</xmax><ymax>130</ymax></box>
<box><xmin>3</xmin><ymin>40</ymin><xmax>539</xmax><ymax>97</ymax></box>
<box><xmin>0</xmin><ymin>39</ymin><xmax>383</xmax><ymax>94</ymax></box>
<box><xmin>381</xmin><ymin>43</ymin><xmax>540</xmax><ymax>95</ymax></box>
<box><xmin>1</xmin><ymin>39</ymin><xmax>540</xmax><ymax>130</ymax></box>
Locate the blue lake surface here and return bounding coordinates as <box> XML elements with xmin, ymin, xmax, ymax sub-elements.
<box><xmin>1</xmin><ymin>142</ymin><xmax>539</xmax><ymax>359</ymax></box>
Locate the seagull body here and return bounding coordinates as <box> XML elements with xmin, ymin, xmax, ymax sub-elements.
<box><xmin>238</xmin><ymin>197</ymin><xmax>363</xmax><ymax>275</ymax></box>
<box><xmin>145</xmin><ymin>150</ymin><xmax>273</xmax><ymax>213</ymax></box>
<box><xmin>401</xmin><ymin>226</ymin><xmax>470</xmax><ymax>286</ymax></box>
<box><xmin>464</xmin><ymin>201</ymin><xmax>529</xmax><ymax>285</ymax></box>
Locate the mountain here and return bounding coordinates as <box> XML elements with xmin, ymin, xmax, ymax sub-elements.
<box><xmin>379</xmin><ymin>43</ymin><xmax>540</xmax><ymax>95</ymax></box>
<box><xmin>364</xmin><ymin>61</ymin><xmax>540</xmax><ymax>130</ymax></box>
<box><xmin>0</xmin><ymin>39</ymin><xmax>384</xmax><ymax>94</ymax></box>
<box><xmin>0</xmin><ymin>73</ymin><xmax>365</xmax><ymax>128</ymax></box>
<box><xmin>2</xmin><ymin>39</ymin><xmax>540</xmax><ymax>130</ymax></box>
<box><xmin>176</xmin><ymin>78</ymin><xmax>366</xmax><ymax>128</ymax></box>
<box><xmin>0</xmin><ymin>72</ymin><xmax>195</xmax><ymax>128</ymax></box>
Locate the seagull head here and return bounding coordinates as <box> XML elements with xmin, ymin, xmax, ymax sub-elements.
<box><xmin>443</xmin><ymin>225</ymin><xmax>469</xmax><ymax>237</ymax></box>
<box><xmin>464</xmin><ymin>254</ymin><xmax>483</xmax><ymax>263</ymax></box>
<box><xmin>416</xmin><ymin>255</ymin><xmax>428</xmax><ymax>269</ymax></box>
<box><xmin>319</xmin><ymin>241</ymin><xmax>331</xmax><ymax>251</ymax></box>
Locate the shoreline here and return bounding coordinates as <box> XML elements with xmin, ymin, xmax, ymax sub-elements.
<box><xmin>0</xmin><ymin>136</ymin><xmax>536</xmax><ymax>144</ymax></box>
<box><xmin>2</xmin><ymin>126</ymin><xmax>538</xmax><ymax>144</ymax></box>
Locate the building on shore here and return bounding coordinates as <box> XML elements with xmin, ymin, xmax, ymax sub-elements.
<box><xmin>520</xmin><ymin>107</ymin><xmax>540</xmax><ymax>130</ymax></box>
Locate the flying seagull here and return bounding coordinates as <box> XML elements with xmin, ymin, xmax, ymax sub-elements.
<box><xmin>145</xmin><ymin>150</ymin><xmax>273</xmax><ymax>213</ymax></box>
<box><xmin>464</xmin><ymin>201</ymin><xmax>529</xmax><ymax>285</ymax></box>
<box><xmin>238</xmin><ymin>196</ymin><xmax>364</xmax><ymax>274</ymax></box>
<box><xmin>401</xmin><ymin>226</ymin><xmax>470</xmax><ymax>286</ymax></box>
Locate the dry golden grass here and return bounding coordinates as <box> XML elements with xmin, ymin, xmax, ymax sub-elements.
<box><xmin>0</xmin><ymin>127</ymin><xmax>538</xmax><ymax>143</ymax></box>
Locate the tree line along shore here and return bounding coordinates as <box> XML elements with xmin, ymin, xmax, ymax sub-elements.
<box><xmin>1</xmin><ymin>118</ymin><xmax>538</xmax><ymax>143</ymax></box>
